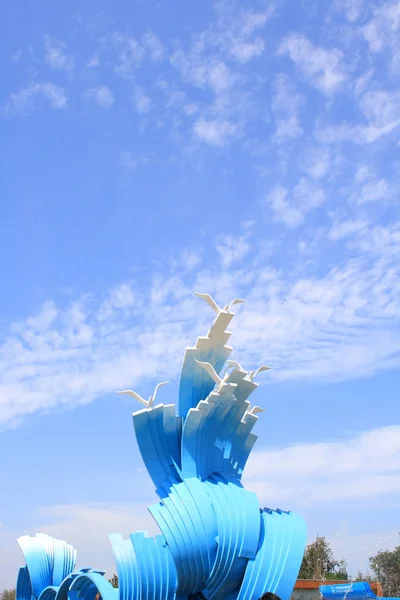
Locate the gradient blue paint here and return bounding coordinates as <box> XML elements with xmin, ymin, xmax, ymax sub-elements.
<box><xmin>15</xmin><ymin>299</ymin><xmax>307</xmax><ymax>600</ymax></box>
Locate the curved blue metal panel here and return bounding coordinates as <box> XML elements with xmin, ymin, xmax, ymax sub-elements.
<box><xmin>133</xmin><ymin>404</ymin><xmax>183</xmax><ymax>492</ymax></box>
<box><xmin>237</xmin><ymin>508</ymin><xmax>307</xmax><ymax>600</ymax></box>
<box><xmin>38</xmin><ymin>587</ymin><xmax>58</xmax><ymax>600</ymax></box>
<box><xmin>17</xmin><ymin>534</ymin><xmax>77</xmax><ymax>600</ymax></box>
<box><xmin>149</xmin><ymin>478</ymin><xmax>218</xmax><ymax>594</ymax></box>
<box><xmin>203</xmin><ymin>475</ymin><xmax>261</xmax><ymax>599</ymax></box>
<box><xmin>70</xmin><ymin>573</ymin><xmax>118</xmax><ymax>600</ymax></box>
<box><xmin>16</xmin><ymin>566</ymin><xmax>33</xmax><ymax>600</ymax></box>
<box><xmin>16</xmin><ymin>292</ymin><xmax>308</xmax><ymax>600</ymax></box>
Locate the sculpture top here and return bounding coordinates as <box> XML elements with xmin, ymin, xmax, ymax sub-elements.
<box><xmin>116</xmin><ymin>291</ymin><xmax>271</xmax><ymax>489</ymax></box>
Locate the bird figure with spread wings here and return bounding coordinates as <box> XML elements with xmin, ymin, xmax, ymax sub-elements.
<box><xmin>194</xmin><ymin>292</ymin><xmax>245</xmax><ymax>314</ymax></box>
<box><xmin>115</xmin><ymin>380</ymin><xmax>169</xmax><ymax>409</ymax></box>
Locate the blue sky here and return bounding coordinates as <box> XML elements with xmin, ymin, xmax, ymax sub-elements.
<box><xmin>1</xmin><ymin>0</ymin><xmax>400</xmax><ymax>589</ymax></box>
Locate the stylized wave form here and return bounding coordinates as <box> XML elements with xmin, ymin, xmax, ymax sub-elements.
<box><xmin>15</xmin><ymin>294</ymin><xmax>307</xmax><ymax>600</ymax></box>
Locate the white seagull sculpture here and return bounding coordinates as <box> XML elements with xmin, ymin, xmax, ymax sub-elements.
<box><xmin>115</xmin><ymin>380</ymin><xmax>170</xmax><ymax>409</ymax></box>
<box><xmin>248</xmin><ymin>365</ymin><xmax>271</xmax><ymax>381</ymax></box>
<box><xmin>194</xmin><ymin>292</ymin><xmax>245</xmax><ymax>314</ymax></box>
<box><xmin>195</xmin><ymin>359</ymin><xmax>236</xmax><ymax>394</ymax></box>
<box><xmin>246</xmin><ymin>404</ymin><xmax>266</xmax><ymax>415</ymax></box>
<box><xmin>223</xmin><ymin>359</ymin><xmax>245</xmax><ymax>376</ymax></box>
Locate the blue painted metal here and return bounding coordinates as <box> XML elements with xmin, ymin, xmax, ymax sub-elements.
<box><xmin>320</xmin><ymin>582</ymin><xmax>400</xmax><ymax>600</ymax></box>
<box><xmin>15</xmin><ymin>294</ymin><xmax>308</xmax><ymax>600</ymax></box>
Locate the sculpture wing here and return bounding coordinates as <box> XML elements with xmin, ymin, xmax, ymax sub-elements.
<box><xmin>194</xmin><ymin>292</ymin><xmax>220</xmax><ymax>313</ymax></box>
<box><xmin>152</xmin><ymin>380</ymin><xmax>170</xmax><ymax>403</ymax></box>
<box><xmin>225</xmin><ymin>360</ymin><xmax>243</xmax><ymax>371</ymax></box>
<box><xmin>226</xmin><ymin>299</ymin><xmax>245</xmax><ymax>312</ymax></box>
<box><xmin>249</xmin><ymin>406</ymin><xmax>265</xmax><ymax>415</ymax></box>
<box><xmin>115</xmin><ymin>390</ymin><xmax>148</xmax><ymax>406</ymax></box>
<box><xmin>194</xmin><ymin>360</ymin><xmax>222</xmax><ymax>385</ymax></box>
<box><xmin>251</xmin><ymin>366</ymin><xmax>271</xmax><ymax>379</ymax></box>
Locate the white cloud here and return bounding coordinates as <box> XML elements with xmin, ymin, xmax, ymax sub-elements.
<box><xmin>271</xmin><ymin>73</ymin><xmax>304</xmax><ymax>142</ymax></box>
<box><xmin>300</xmin><ymin>146</ymin><xmax>332</xmax><ymax>179</ymax></box>
<box><xmin>357</xmin><ymin>178</ymin><xmax>388</xmax><ymax>204</ymax></box>
<box><xmin>142</xmin><ymin>32</ymin><xmax>165</xmax><ymax>61</ymax></box>
<box><xmin>44</xmin><ymin>37</ymin><xmax>74</xmax><ymax>72</ymax></box>
<box><xmin>193</xmin><ymin>119</ymin><xmax>237</xmax><ymax>145</ymax></box>
<box><xmin>120</xmin><ymin>151</ymin><xmax>137</xmax><ymax>170</ymax></box>
<box><xmin>333</xmin><ymin>0</ymin><xmax>364</xmax><ymax>22</ymax></box>
<box><xmin>316</xmin><ymin>90</ymin><xmax>400</xmax><ymax>145</ymax></box>
<box><xmin>230</xmin><ymin>38</ymin><xmax>264</xmax><ymax>63</ymax></box>
<box><xmin>362</xmin><ymin>1</ymin><xmax>400</xmax><ymax>71</ymax></box>
<box><xmin>359</xmin><ymin>90</ymin><xmax>400</xmax><ymax>129</ymax></box>
<box><xmin>265</xmin><ymin>179</ymin><xmax>325</xmax><ymax>228</ymax></box>
<box><xmin>244</xmin><ymin>425</ymin><xmax>400</xmax><ymax>508</ymax></box>
<box><xmin>278</xmin><ymin>34</ymin><xmax>347</xmax><ymax>94</ymax></box>
<box><xmin>85</xmin><ymin>86</ymin><xmax>114</xmax><ymax>108</ymax></box>
<box><xmin>133</xmin><ymin>88</ymin><xmax>152</xmax><ymax>114</ymax></box>
<box><xmin>3</xmin><ymin>83</ymin><xmax>67</xmax><ymax>115</ymax></box>
<box><xmin>111</xmin><ymin>33</ymin><xmax>145</xmax><ymax>76</ymax></box>
<box><xmin>329</xmin><ymin>218</ymin><xmax>368</xmax><ymax>240</ymax></box>
<box><xmin>168</xmin><ymin>5</ymin><xmax>274</xmax><ymax>142</ymax></box>
<box><xmin>87</xmin><ymin>54</ymin><xmax>100</xmax><ymax>68</ymax></box>
<box><xmin>97</xmin><ymin>283</ymin><xmax>136</xmax><ymax>321</ymax></box>
<box><xmin>216</xmin><ymin>234</ymin><xmax>250</xmax><ymax>267</ymax></box>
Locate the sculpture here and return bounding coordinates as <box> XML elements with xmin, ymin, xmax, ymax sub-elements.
<box><xmin>15</xmin><ymin>293</ymin><xmax>307</xmax><ymax>600</ymax></box>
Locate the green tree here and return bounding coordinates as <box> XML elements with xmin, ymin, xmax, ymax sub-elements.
<box><xmin>108</xmin><ymin>575</ymin><xmax>119</xmax><ymax>588</ymax></box>
<box><xmin>299</xmin><ymin>536</ymin><xmax>348</xmax><ymax>580</ymax></box>
<box><xmin>0</xmin><ymin>589</ymin><xmax>16</xmax><ymax>600</ymax></box>
<box><xmin>369</xmin><ymin>543</ymin><xmax>400</xmax><ymax>598</ymax></box>
<box><xmin>353</xmin><ymin>570</ymin><xmax>374</xmax><ymax>582</ymax></box>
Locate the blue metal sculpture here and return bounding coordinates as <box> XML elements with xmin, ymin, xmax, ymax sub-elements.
<box><xmin>320</xmin><ymin>582</ymin><xmax>400</xmax><ymax>600</ymax></box>
<box><xmin>16</xmin><ymin>293</ymin><xmax>307</xmax><ymax>600</ymax></box>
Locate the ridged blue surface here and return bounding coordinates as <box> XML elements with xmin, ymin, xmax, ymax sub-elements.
<box><xmin>15</xmin><ymin>294</ymin><xmax>308</xmax><ymax>600</ymax></box>
<box><xmin>320</xmin><ymin>582</ymin><xmax>400</xmax><ymax>600</ymax></box>
<box><xmin>236</xmin><ymin>509</ymin><xmax>307</xmax><ymax>600</ymax></box>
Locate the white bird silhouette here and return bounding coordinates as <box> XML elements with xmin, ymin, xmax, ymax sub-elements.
<box><xmin>194</xmin><ymin>292</ymin><xmax>245</xmax><ymax>314</ymax></box>
<box><xmin>248</xmin><ymin>366</ymin><xmax>271</xmax><ymax>381</ymax></box>
<box><xmin>195</xmin><ymin>360</ymin><xmax>223</xmax><ymax>386</ymax></box>
<box><xmin>225</xmin><ymin>359</ymin><xmax>244</xmax><ymax>371</ymax></box>
<box><xmin>247</xmin><ymin>404</ymin><xmax>266</xmax><ymax>415</ymax></box>
<box><xmin>115</xmin><ymin>380</ymin><xmax>169</xmax><ymax>408</ymax></box>
<box><xmin>223</xmin><ymin>359</ymin><xmax>247</xmax><ymax>377</ymax></box>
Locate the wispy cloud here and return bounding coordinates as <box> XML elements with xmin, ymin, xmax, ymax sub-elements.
<box><xmin>132</xmin><ymin>87</ymin><xmax>152</xmax><ymax>114</ymax></box>
<box><xmin>168</xmin><ymin>4</ymin><xmax>274</xmax><ymax>146</ymax></box>
<box><xmin>111</xmin><ymin>33</ymin><xmax>145</xmax><ymax>76</ymax></box>
<box><xmin>333</xmin><ymin>0</ymin><xmax>365</xmax><ymax>23</ymax></box>
<box><xmin>142</xmin><ymin>32</ymin><xmax>165</xmax><ymax>61</ymax></box>
<box><xmin>44</xmin><ymin>36</ymin><xmax>74</xmax><ymax>72</ymax></box>
<box><xmin>270</xmin><ymin>73</ymin><xmax>304</xmax><ymax>142</ymax></box>
<box><xmin>193</xmin><ymin>118</ymin><xmax>237</xmax><ymax>145</ymax></box>
<box><xmin>87</xmin><ymin>53</ymin><xmax>100</xmax><ymax>68</ymax></box>
<box><xmin>244</xmin><ymin>425</ymin><xmax>400</xmax><ymax>508</ymax></box>
<box><xmin>216</xmin><ymin>233</ymin><xmax>250</xmax><ymax>267</ymax></box>
<box><xmin>278</xmin><ymin>34</ymin><xmax>348</xmax><ymax>95</ymax></box>
<box><xmin>362</xmin><ymin>1</ymin><xmax>400</xmax><ymax>71</ymax></box>
<box><xmin>265</xmin><ymin>179</ymin><xmax>325</xmax><ymax>228</ymax></box>
<box><xmin>2</xmin><ymin>83</ymin><xmax>67</xmax><ymax>116</ymax></box>
<box><xmin>85</xmin><ymin>86</ymin><xmax>115</xmax><ymax>108</ymax></box>
<box><xmin>1</xmin><ymin>214</ymin><xmax>400</xmax><ymax>427</ymax></box>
